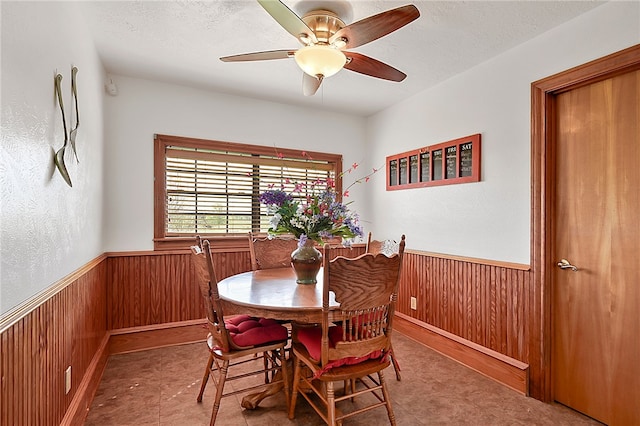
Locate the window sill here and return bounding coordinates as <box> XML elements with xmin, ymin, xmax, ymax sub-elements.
<box><xmin>154</xmin><ymin>235</ymin><xmax>251</xmax><ymax>252</ymax></box>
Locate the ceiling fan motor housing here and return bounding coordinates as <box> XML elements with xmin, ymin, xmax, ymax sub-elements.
<box><xmin>300</xmin><ymin>10</ymin><xmax>345</xmax><ymax>46</ymax></box>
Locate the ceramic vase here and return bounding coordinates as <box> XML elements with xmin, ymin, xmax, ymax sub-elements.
<box><xmin>290</xmin><ymin>239</ymin><xmax>322</xmax><ymax>284</ymax></box>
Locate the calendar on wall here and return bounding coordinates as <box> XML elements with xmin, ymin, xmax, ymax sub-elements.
<box><xmin>386</xmin><ymin>134</ymin><xmax>481</xmax><ymax>190</ymax></box>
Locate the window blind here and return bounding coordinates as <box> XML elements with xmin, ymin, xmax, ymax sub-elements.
<box><xmin>165</xmin><ymin>146</ymin><xmax>335</xmax><ymax>236</ymax></box>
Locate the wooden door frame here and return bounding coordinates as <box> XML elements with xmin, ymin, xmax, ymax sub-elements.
<box><xmin>530</xmin><ymin>44</ymin><xmax>640</xmax><ymax>401</ymax></box>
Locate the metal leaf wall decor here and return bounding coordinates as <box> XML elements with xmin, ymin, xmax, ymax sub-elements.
<box><xmin>69</xmin><ymin>67</ymin><xmax>80</xmax><ymax>163</ymax></box>
<box><xmin>53</xmin><ymin>66</ymin><xmax>80</xmax><ymax>187</ymax></box>
<box><xmin>53</xmin><ymin>73</ymin><xmax>72</xmax><ymax>187</ymax></box>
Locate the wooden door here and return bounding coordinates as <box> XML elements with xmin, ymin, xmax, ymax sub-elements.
<box><xmin>552</xmin><ymin>70</ymin><xmax>640</xmax><ymax>424</ymax></box>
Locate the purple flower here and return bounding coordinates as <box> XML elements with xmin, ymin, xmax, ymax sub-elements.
<box><xmin>260</xmin><ymin>190</ymin><xmax>292</xmax><ymax>207</ymax></box>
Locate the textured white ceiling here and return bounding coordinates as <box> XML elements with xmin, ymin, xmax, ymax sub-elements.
<box><xmin>77</xmin><ymin>0</ymin><xmax>605</xmax><ymax>116</ymax></box>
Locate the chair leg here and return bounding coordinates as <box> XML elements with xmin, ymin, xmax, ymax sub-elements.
<box><xmin>342</xmin><ymin>379</ymin><xmax>355</xmax><ymax>402</ymax></box>
<box><xmin>390</xmin><ymin>352</ymin><xmax>402</xmax><ymax>381</ymax></box>
<box><xmin>279</xmin><ymin>348</ymin><xmax>291</xmax><ymax>415</ymax></box>
<box><xmin>378</xmin><ymin>370</ymin><xmax>396</xmax><ymax>426</ymax></box>
<box><xmin>288</xmin><ymin>356</ymin><xmax>301</xmax><ymax>419</ymax></box>
<box><xmin>210</xmin><ymin>360</ymin><xmax>229</xmax><ymax>426</ymax></box>
<box><xmin>387</xmin><ymin>344</ymin><xmax>401</xmax><ymax>381</ymax></box>
<box><xmin>326</xmin><ymin>381</ymin><xmax>337</xmax><ymax>426</ymax></box>
<box><xmin>197</xmin><ymin>353</ymin><xmax>214</xmax><ymax>402</ymax></box>
<box><xmin>263</xmin><ymin>352</ymin><xmax>269</xmax><ymax>384</ymax></box>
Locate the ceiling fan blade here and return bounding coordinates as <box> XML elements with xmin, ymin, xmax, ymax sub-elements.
<box><xmin>344</xmin><ymin>52</ymin><xmax>406</xmax><ymax>82</ymax></box>
<box><xmin>302</xmin><ymin>73</ymin><xmax>322</xmax><ymax>96</ymax></box>
<box><xmin>257</xmin><ymin>0</ymin><xmax>317</xmax><ymax>44</ymax></box>
<box><xmin>220</xmin><ymin>49</ymin><xmax>294</xmax><ymax>62</ymax></box>
<box><xmin>330</xmin><ymin>5</ymin><xmax>420</xmax><ymax>49</ymax></box>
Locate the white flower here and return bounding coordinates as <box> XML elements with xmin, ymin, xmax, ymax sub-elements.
<box><xmin>269</xmin><ymin>212</ymin><xmax>282</xmax><ymax>230</ymax></box>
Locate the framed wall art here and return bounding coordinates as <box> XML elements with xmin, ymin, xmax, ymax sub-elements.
<box><xmin>386</xmin><ymin>134</ymin><xmax>481</xmax><ymax>190</ymax></box>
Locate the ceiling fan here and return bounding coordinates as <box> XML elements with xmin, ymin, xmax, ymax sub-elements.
<box><xmin>220</xmin><ymin>0</ymin><xmax>420</xmax><ymax>96</ymax></box>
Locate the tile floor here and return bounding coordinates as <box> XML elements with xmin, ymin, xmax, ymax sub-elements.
<box><xmin>85</xmin><ymin>332</ymin><xmax>601</xmax><ymax>425</ymax></box>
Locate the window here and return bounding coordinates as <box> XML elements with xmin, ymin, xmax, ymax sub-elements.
<box><xmin>154</xmin><ymin>134</ymin><xmax>343</xmax><ymax>250</ymax></box>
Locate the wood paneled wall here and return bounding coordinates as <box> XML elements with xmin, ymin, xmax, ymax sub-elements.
<box><xmin>0</xmin><ymin>257</ymin><xmax>108</xmax><ymax>426</ymax></box>
<box><xmin>106</xmin><ymin>250</ymin><xmax>254</xmax><ymax>329</ymax></box>
<box><xmin>0</xmin><ymin>245</ymin><xmax>536</xmax><ymax>426</ymax></box>
<box><xmin>397</xmin><ymin>250</ymin><xmax>532</xmax><ymax>366</ymax></box>
<box><xmin>106</xmin><ymin>246</ymin><xmax>364</xmax><ymax>330</ymax></box>
<box><xmin>105</xmin><ymin>247</ymin><xmax>533</xmax><ymax>369</ymax></box>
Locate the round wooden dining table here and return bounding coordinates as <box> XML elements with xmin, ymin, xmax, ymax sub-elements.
<box><xmin>217</xmin><ymin>266</ymin><xmax>340</xmax><ymax>410</ymax></box>
<box><xmin>217</xmin><ymin>267</ymin><xmax>339</xmax><ymax>324</ymax></box>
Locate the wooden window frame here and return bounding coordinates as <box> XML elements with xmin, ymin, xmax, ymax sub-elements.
<box><xmin>153</xmin><ymin>134</ymin><xmax>343</xmax><ymax>251</ymax></box>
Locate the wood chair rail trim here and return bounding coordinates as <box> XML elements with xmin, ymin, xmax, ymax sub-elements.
<box><xmin>405</xmin><ymin>249</ymin><xmax>530</xmax><ymax>271</ymax></box>
<box><xmin>0</xmin><ymin>254</ymin><xmax>107</xmax><ymax>333</ymax></box>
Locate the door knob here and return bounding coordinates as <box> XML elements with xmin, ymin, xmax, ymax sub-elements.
<box><xmin>557</xmin><ymin>259</ymin><xmax>578</xmax><ymax>271</ymax></box>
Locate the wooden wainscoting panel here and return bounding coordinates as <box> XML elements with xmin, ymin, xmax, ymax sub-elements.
<box><xmin>109</xmin><ymin>320</ymin><xmax>207</xmax><ymax>354</ymax></box>
<box><xmin>395</xmin><ymin>313</ymin><xmax>529</xmax><ymax>394</ymax></box>
<box><xmin>61</xmin><ymin>334</ymin><xmax>110</xmax><ymax>426</ymax></box>
<box><xmin>0</xmin><ymin>257</ymin><xmax>108</xmax><ymax>426</ymax></box>
<box><xmin>104</xmin><ymin>248</ymin><xmax>363</xmax><ymax>331</ymax></box>
<box><xmin>106</xmin><ymin>251</ymin><xmax>251</xmax><ymax>330</ymax></box>
<box><xmin>398</xmin><ymin>251</ymin><xmax>531</xmax><ymax>363</ymax></box>
<box><xmin>1</xmin><ymin>246</ymin><xmax>536</xmax><ymax>425</ymax></box>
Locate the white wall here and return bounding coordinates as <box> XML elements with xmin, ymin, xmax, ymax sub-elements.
<box><xmin>102</xmin><ymin>76</ymin><xmax>368</xmax><ymax>251</ymax></box>
<box><xmin>366</xmin><ymin>1</ymin><xmax>639</xmax><ymax>264</ymax></box>
<box><xmin>0</xmin><ymin>2</ymin><xmax>106</xmax><ymax>314</ymax></box>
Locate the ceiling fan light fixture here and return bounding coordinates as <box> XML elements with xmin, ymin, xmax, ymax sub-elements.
<box><xmin>294</xmin><ymin>45</ymin><xmax>346</xmax><ymax>78</ymax></box>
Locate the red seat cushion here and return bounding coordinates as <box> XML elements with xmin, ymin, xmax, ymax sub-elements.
<box><xmin>296</xmin><ymin>325</ymin><xmax>384</xmax><ymax>378</ymax></box>
<box><xmin>225</xmin><ymin>314</ymin><xmax>288</xmax><ymax>348</ymax></box>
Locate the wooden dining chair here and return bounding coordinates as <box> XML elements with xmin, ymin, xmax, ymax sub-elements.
<box><xmin>365</xmin><ymin>231</ymin><xmax>403</xmax><ymax>381</ymax></box>
<box><xmin>248</xmin><ymin>232</ymin><xmax>300</xmax><ymax>334</ymax></box>
<box><xmin>366</xmin><ymin>231</ymin><xmax>402</xmax><ymax>258</ymax></box>
<box><xmin>289</xmin><ymin>235</ymin><xmax>406</xmax><ymax>426</ymax></box>
<box><xmin>248</xmin><ymin>231</ymin><xmax>299</xmax><ymax>270</ymax></box>
<box><xmin>191</xmin><ymin>238</ymin><xmax>290</xmax><ymax>425</ymax></box>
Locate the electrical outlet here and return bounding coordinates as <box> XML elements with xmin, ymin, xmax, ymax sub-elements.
<box><xmin>65</xmin><ymin>366</ymin><xmax>72</xmax><ymax>394</ymax></box>
<box><xmin>410</xmin><ymin>296</ymin><xmax>417</xmax><ymax>310</ymax></box>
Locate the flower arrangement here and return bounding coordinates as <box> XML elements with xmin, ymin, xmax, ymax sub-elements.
<box><xmin>257</xmin><ymin>149</ymin><xmax>381</xmax><ymax>248</ymax></box>
<box><xmin>260</xmin><ymin>177</ymin><xmax>363</xmax><ymax>246</ymax></box>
